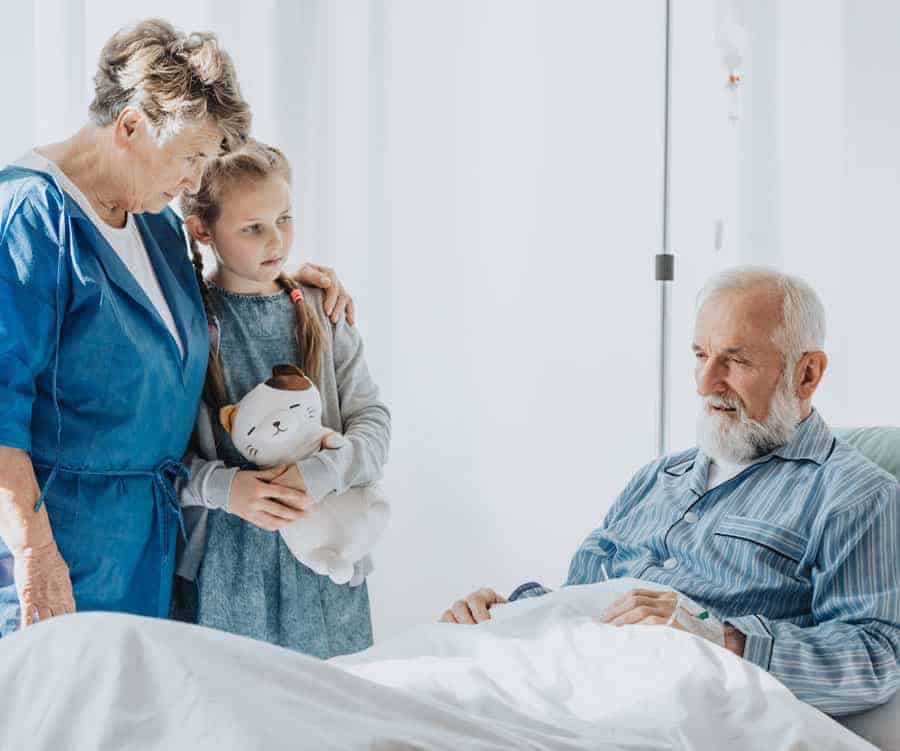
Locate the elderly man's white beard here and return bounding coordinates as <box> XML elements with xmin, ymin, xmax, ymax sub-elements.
<box><xmin>696</xmin><ymin>373</ymin><xmax>803</xmax><ymax>464</ymax></box>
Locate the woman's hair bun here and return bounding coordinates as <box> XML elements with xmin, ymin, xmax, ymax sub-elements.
<box><xmin>89</xmin><ymin>19</ymin><xmax>250</xmax><ymax>149</ymax></box>
<box><xmin>174</xmin><ymin>33</ymin><xmax>223</xmax><ymax>85</ymax></box>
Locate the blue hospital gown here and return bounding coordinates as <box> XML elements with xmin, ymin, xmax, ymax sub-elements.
<box><xmin>0</xmin><ymin>167</ymin><xmax>208</xmax><ymax>634</ymax></box>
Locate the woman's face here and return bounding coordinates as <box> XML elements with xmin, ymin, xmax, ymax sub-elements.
<box><xmin>119</xmin><ymin>114</ymin><xmax>223</xmax><ymax>214</ymax></box>
<box><xmin>207</xmin><ymin>175</ymin><xmax>295</xmax><ymax>293</ymax></box>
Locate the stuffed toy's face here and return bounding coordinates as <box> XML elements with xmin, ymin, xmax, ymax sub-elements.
<box><xmin>219</xmin><ymin>364</ymin><xmax>324</xmax><ymax>466</ymax></box>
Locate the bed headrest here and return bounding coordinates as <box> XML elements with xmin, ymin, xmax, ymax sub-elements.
<box><xmin>831</xmin><ymin>427</ymin><xmax>900</xmax><ymax>746</ymax></box>
<box><xmin>832</xmin><ymin>427</ymin><xmax>900</xmax><ymax>484</ymax></box>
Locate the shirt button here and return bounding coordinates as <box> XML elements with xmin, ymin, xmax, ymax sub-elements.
<box><xmin>684</xmin><ymin>512</ymin><xmax>700</xmax><ymax>524</ymax></box>
<box><xmin>663</xmin><ymin>557</ymin><xmax>678</xmax><ymax>570</ymax></box>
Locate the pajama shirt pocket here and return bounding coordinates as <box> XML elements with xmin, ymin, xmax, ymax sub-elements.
<box><xmin>714</xmin><ymin>515</ymin><xmax>808</xmax><ymax>583</ymax></box>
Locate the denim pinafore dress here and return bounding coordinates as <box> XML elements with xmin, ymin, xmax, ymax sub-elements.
<box><xmin>191</xmin><ymin>285</ymin><xmax>373</xmax><ymax>659</ymax></box>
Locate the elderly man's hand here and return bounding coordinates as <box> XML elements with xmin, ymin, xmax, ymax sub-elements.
<box><xmin>293</xmin><ymin>263</ymin><xmax>356</xmax><ymax>325</ymax></box>
<box><xmin>598</xmin><ymin>588</ymin><xmax>746</xmax><ymax>656</ymax></box>
<box><xmin>599</xmin><ymin>588</ymin><xmax>679</xmax><ymax>626</ymax></box>
<box><xmin>439</xmin><ymin>587</ymin><xmax>507</xmax><ymax>624</ymax></box>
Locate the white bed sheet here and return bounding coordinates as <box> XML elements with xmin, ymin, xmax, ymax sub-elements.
<box><xmin>0</xmin><ymin>580</ymin><xmax>876</xmax><ymax>750</ymax></box>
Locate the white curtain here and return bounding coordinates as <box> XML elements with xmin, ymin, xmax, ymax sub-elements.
<box><xmin>1</xmin><ymin>0</ymin><xmax>751</xmax><ymax>637</ymax></box>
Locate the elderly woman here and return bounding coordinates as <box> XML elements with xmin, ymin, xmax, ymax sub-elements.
<box><xmin>0</xmin><ymin>19</ymin><xmax>352</xmax><ymax>635</ymax></box>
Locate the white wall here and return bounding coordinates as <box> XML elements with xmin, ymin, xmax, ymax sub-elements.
<box><xmin>1</xmin><ymin>1</ymin><xmax>751</xmax><ymax>639</ymax></box>
<box><xmin>0</xmin><ymin>3</ymin><xmax>36</xmax><ymax>160</ymax></box>
<box><xmin>2</xmin><ymin>0</ymin><xmax>890</xmax><ymax>643</ymax></box>
<box><xmin>667</xmin><ymin>0</ymin><xmax>745</xmax><ymax>450</ymax></box>
<box><xmin>371</xmin><ymin>0</ymin><xmax>667</xmax><ymax>635</ymax></box>
<box><xmin>739</xmin><ymin>0</ymin><xmax>900</xmax><ymax>428</ymax></box>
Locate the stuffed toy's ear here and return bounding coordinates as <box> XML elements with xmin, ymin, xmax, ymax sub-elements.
<box><xmin>219</xmin><ymin>404</ymin><xmax>239</xmax><ymax>433</ymax></box>
<box><xmin>266</xmin><ymin>364</ymin><xmax>313</xmax><ymax>391</ymax></box>
<box><xmin>272</xmin><ymin>364</ymin><xmax>305</xmax><ymax>378</ymax></box>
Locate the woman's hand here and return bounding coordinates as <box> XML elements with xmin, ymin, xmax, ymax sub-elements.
<box><xmin>293</xmin><ymin>263</ymin><xmax>356</xmax><ymax>325</ymax></box>
<box><xmin>439</xmin><ymin>587</ymin><xmax>507</xmax><ymax>624</ymax></box>
<box><xmin>226</xmin><ymin>466</ymin><xmax>312</xmax><ymax>532</ymax></box>
<box><xmin>0</xmin><ymin>446</ymin><xmax>76</xmax><ymax>628</ymax></box>
<box><xmin>14</xmin><ymin>542</ymin><xmax>76</xmax><ymax>627</ymax></box>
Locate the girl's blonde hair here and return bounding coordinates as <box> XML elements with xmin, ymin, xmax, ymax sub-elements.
<box><xmin>181</xmin><ymin>140</ymin><xmax>324</xmax><ymax>408</ymax></box>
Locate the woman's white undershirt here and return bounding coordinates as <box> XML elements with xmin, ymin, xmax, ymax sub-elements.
<box><xmin>14</xmin><ymin>150</ymin><xmax>183</xmax><ymax>356</ymax></box>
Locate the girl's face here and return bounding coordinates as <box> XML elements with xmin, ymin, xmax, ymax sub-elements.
<box><xmin>207</xmin><ymin>175</ymin><xmax>295</xmax><ymax>294</ymax></box>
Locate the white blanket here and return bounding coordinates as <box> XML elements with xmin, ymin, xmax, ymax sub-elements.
<box><xmin>0</xmin><ymin>579</ymin><xmax>875</xmax><ymax>750</ymax></box>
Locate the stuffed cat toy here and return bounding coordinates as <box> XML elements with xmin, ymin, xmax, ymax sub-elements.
<box><xmin>219</xmin><ymin>364</ymin><xmax>390</xmax><ymax>586</ymax></box>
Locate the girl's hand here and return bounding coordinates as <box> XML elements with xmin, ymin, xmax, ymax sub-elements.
<box><xmin>268</xmin><ymin>464</ymin><xmax>307</xmax><ymax>493</ymax></box>
<box><xmin>320</xmin><ymin>431</ymin><xmax>347</xmax><ymax>450</ymax></box>
<box><xmin>226</xmin><ymin>466</ymin><xmax>312</xmax><ymax>532</ymax></box>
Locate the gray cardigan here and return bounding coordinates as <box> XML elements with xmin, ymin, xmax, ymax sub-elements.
<box><xmin>176</xmin><ymin>286</ymin><xmax>391</xmax><ymax>581</ymax></box>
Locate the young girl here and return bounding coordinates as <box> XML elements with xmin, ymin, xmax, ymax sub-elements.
<box><xmin>174</xmin><ymin>140</ymin><xmax>390</xmax><ymax>658</ymax></box>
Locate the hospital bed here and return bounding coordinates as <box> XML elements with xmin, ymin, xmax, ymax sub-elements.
<box><xmin>0</xmin><ymin>427</ymin><xmax>896</xmax><ymax>751</ymax></box>
<box><xmin>831</xmin><ymin>428</ymin><xmax>900</xmax><ymax>751</ymax></box>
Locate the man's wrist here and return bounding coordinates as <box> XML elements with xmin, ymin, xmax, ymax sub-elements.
<box><xmin>724</xmin><ymin>625</ymin><xmax>746</xmax><ymax>657</ymax></box>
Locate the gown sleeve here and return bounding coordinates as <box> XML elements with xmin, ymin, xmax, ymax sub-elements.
<box><xmin>0</xmin><ymin>192</ymin><xmax>68</xmax><ymax>452</ymax></box>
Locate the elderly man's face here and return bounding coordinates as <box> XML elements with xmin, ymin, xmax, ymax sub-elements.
<box><xmin>692</xmin><ymin>287</ymin><xmax>786</xmax><ymax>423</ymax></box>
<box><xmin>691</xmin><ymin>285</ymin><xmax>809</xmax><ymax>463</ymax></box>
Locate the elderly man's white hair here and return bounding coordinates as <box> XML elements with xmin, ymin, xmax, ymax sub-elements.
<box><xmin>697</xmin><ymin>267</ymin><xmax>826</xmax><ymax>373</ymax></box>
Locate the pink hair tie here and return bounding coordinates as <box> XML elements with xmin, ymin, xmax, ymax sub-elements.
<box><xmin>290</xmin><ymin>288</ymin><xmax>304</xmax><ymax>304</ymax></box>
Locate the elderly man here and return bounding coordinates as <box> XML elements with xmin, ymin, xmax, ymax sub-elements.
<box><xmin>442</xmin><ymin>267</ymin><xmax>900</xmax><ymax>716</ymax></box>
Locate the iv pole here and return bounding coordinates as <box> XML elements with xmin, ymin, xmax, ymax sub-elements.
<box><xmin>655</xmin><ymin>0</ymin><xmax>674</xmax><ymax>458</ymax></box>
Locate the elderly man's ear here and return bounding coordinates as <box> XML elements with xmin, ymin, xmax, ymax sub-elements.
<box><xmin>794</xmin><ymin>351</ymin><xmax>828</xmax><ymax>402</ymax></box>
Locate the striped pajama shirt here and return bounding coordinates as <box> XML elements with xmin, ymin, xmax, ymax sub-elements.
<box><xmin>510</xmin><ymin>410</ymin><xmax>900</xmax><ymax>716</ymax></box>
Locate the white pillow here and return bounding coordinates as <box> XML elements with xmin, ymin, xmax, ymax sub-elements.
<box><xmin>838</xmin><ymin>688</ymin><xmax>900</xmax><ymax>751</ymax></box>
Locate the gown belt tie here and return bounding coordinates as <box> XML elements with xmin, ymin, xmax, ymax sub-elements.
<box><xmin>32</xmin><ymin>459</ymin><xmax>190</xmax><ymax>558</ymax></box>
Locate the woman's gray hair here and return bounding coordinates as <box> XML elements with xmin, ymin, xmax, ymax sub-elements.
<box><xmin>697</xmin><ymin>266</ymin><xmax>826</xmax><ymax>370</ymax></box>
<box><xmin>88</xmin><ymin>18</ymin><xmax>250</xmax><ymax>150</ymax></box>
